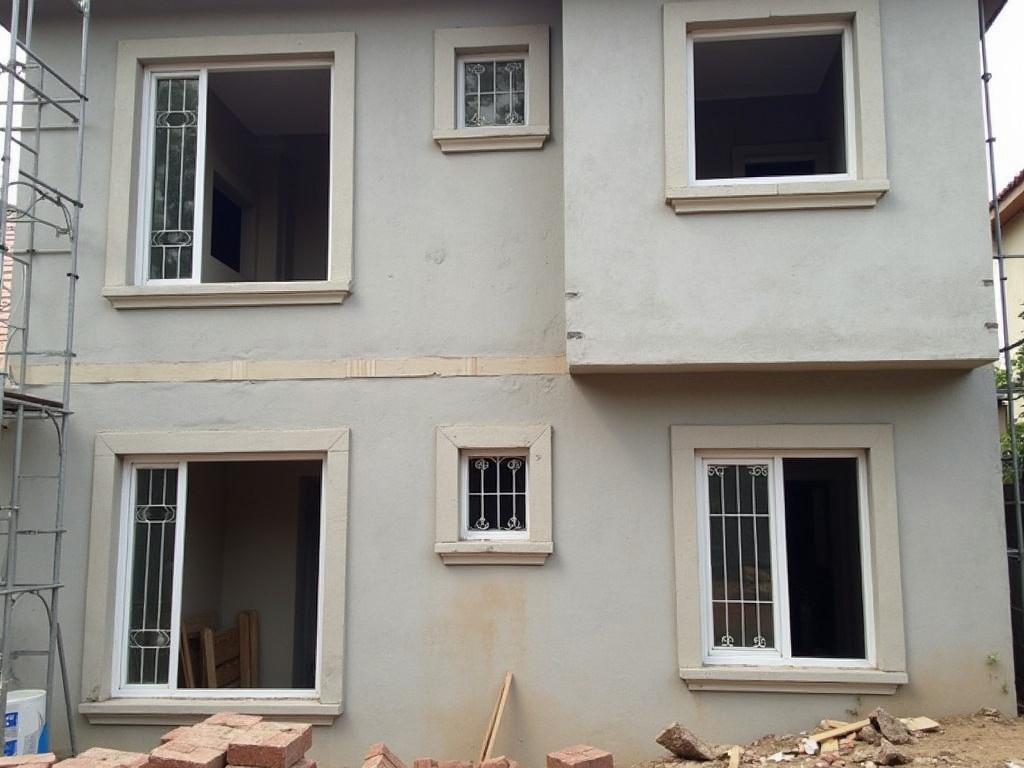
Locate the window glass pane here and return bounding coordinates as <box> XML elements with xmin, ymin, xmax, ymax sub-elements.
<box><xmin>692</xmin><ymin>33</ymin><xmax>846</xmax><ymax>180</ymax></box>
<box><xmin>783</xmin><ymin>457</ymin><xmax>865</xmax><ymax>659</ymax></box>
<box><xmin>126</xmin><ymin>467</ymin><xmax>178</xmax><ymax>685</ymax></box>
<box><xmin>461</xmin><ymin>59</ymin><xmax>526</xmax><ymax>127</ymax></box>
<box><xmin>707</xmin><ymin>463</ymin><xmax>773</xmax><ymax>650</ymax></box>
<box><xmin>466</xmin><ymin>456</ymin><xmax>527</xmax><ymax>533</ymax></box>
<box><xmin>149</xmin><ymin>76</ymin><xmax>199</xmax><ymax>280</ymax></box>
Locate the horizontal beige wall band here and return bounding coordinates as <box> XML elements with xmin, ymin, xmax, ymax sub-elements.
<box><xmin>25</xmin><ymin>355</ymin><xmax>570</xmax><ymax>385</ymax></box>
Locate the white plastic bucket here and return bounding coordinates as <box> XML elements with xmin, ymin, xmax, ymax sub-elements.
<box><xmin>3</xmin><ymin>690</ymin><xmax>46</xmax><ymax>756</ymax></box>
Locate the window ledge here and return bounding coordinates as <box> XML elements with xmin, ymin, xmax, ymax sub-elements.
<box><xmin>666</xmin><ymin>179</ymin><xmax>890</xmax><ymax>214</ymax></box>
<box><xmin>102</xmin><ymin>281</ymin><xmax>351</xmax><ymax>309</ymax></box>
<box><xmin>679</xmin><ymin>666</ymin><xmax>907</xmax><ymax>694</ymax></box>
<box><xmin>435</xmin><ymin>540</ymin><xmax>553</xmax><ymax>565</ymax></box>
<box><xmin>433</xmin><ymin>126</ymin><xmax>550</xmax><ymax>153</ymax></box>
<box><xmin>78</xmin><ymin>698</ymin><xmax>342</xmax><ymax>725</ymax></box>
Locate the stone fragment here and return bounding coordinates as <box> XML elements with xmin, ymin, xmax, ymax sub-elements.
<box><xmin>150</xmin><ymin>741</ymin><xmax>226</xmax><ymax>768</ymax></box>
<box><xmin>480</xmin><ymin>758</ymin><xmax>509</xmax><ymax>768</ymax></box>
<box><xmin>436</xmin><ymin>762</ymin><xmax>472</xmax><ymax>768</ymax></box>
<box><xmin>546</xmin><ymin>745</ymin><xmax>613</xmax><ymax>768</ymax></box>
<box><xmin>869</xmin><ymin>710</ymin><xmax>911</xmax><ymax>746</ymax></box>
<box><xmin>228</xmin><ymin>728</ymin><xmax>309</xmax><ymax>768</ymax></box>
<box><xmin>0</xmin><ymin>755</ymin><xmax>57</xmax><ymax>768</ymax></box>
<box><xmin>412</xmin><ymin>760</ymin><xmax>435</xmax><ymax>768</ymax></box>
<box><xmin>857</xmin><ymin>726</ymin><xmax>881</xmax><ymax>746</ymax></box>
<box><xmin>876</xmin><ymin>740</ymin><xmax>909</xmax><ymax>766</ymax></box>
<box><xmin>205</xmin><ymin>714</ymin><xmax>263</xmax><ymax>729</ymax></box>
<box><xmin>656</xmin><ymin>723</ymin><xmax>716</xmax><ymax>762</ymax></box>
<box><xmin>850</xmin><ymin>747</ymin><xmax>876</xmax><ymax>763</ymax></box>
<box><xmin>78</xmin><ymin>750</ymin><xmax>149</xmax><ymax>768</ymax></box>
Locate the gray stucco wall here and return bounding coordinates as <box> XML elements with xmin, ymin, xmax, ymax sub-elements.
<box><xmin>562</xmin><ymin>0</ymin><xmax>999</xmax><ymax>369</ymax></box>
<box><xmin>8</xmin><ymin>0</ymin><xmax>1014</xmax><ymax>765</ymax></box>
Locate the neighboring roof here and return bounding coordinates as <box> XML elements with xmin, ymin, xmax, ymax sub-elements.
<box><xmin>985</xmin><ymin>0</ymin><xmax>1010</xmax><ymax>29</ymax></box>
<box><xmin>997</xmin><ymin>169</ymin><xmax>1024</xmax><ymax>227</ymax></box>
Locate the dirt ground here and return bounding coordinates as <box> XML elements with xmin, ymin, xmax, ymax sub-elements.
<box><xmin>632</xmin><ymin>711</ymin><xmax>1024</xmax><ymax>768</ymax></box>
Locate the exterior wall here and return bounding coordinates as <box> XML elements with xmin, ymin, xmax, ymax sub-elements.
<box><xmin>10</xmin><ymin>0</ymin><xmax>1014</xmax><ymax>766</ymax></box>
<box><xmin>32</xmin><ymin>370</ymin><xmax>1014</xmax><ymax>762</ymax></box>
<box><xmin>562</xmin><ymin>0</ymin><xmax>998</xmax><ymax>370</ymax></box>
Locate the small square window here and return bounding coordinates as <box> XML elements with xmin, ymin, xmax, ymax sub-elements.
<box><xmin>691</xmin><ymin>30</ymin><xmax>850</xmax><ymax>182</ymax></box>
<box><xmin>435</xmin><ymin>425</ymin><xmax>552</xmax><ymax>564</ymax></box>
<box><xmin>433</xmin><ymin>25</ymin><xmax>550</xmax><ymax>152</ymax></box>
<box><xmin>461</xmin><ymin>451</ymin><xmax>529</xmax><ymax>539</ymax></box>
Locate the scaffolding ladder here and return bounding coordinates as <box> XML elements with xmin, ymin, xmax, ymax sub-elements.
<box><xmin>0</xmin><ymin>0</ymin><xmax>90</xmax><ymax>755</ymax></box>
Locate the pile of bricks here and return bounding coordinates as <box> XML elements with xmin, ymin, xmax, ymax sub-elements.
<box><xmin>0</xmin><ymin>753</ymin><xmax>56</xmax><ymax>768</ymax></box>
<box><xmin>364</xmin><ymin>741</ymin><xmax>612</xmax><ymax>768</ymax></box>
<box><xmin>44</xmin><ymin>714</ymin><xmax>314</xmax><ymax>768</ymax></box>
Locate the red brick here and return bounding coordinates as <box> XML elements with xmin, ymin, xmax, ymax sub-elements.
<box><xmin>205</xmin><ymin>714</ymin><xmax>263</xmax><ymax>729</ymax></box>
<box><xmin>249</xmin><ymin>724</ymin><xmax>313</xmax><ymax>756</ymax></box>
<box><xmin>0</xmin><ymin>755</ymin><xmax>56</xmax><ymax>768</ymax></box>
<box><xmin>226</xmin><ymin>730</ymin><xmax>306</xmax><ymax>768</ymax></box>
<box><xmin>163</xmin><ymin>729</ymin><xmax>195</xmax><ymax>744</ymax></box>
<box><xmin>546</xmin><ymin>746</ymin><xmax>613</xmax><ymax>768</ymax></box>
<box><xmin>480</xmin><ymin>758</ymin><xmax>509</xmax><ymax>768</ymax></box>
<box><xmin>78</xmin><ymin>750</ymin><xmax>149</xmax><ymax>768</ymax></box>
<box><xmin>437</xmin><ymin>761</ymin><xmax>472</xmax><ymax>768</ymax></box>
<box><xmin>412</xmin><ymin>759</ymin><xmax>436</xmax><ymax>768</ymax></box>
<box><xmin>362</xmin><ymin>745</ymin><xmax>405</xmax><ymax>768</ymax></box>
<box><xmin>150</xmin><ymin>741</ymin><xmax>226</xmax><ymax>768</ymax></box>
<box><xmin>53</xmin><ymin>758</ymin><xmax>106</xmax><ymax>768</ymax></box>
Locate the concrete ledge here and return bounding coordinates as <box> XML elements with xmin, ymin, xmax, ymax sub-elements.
<box><xmin>435</xmin><ymin>540</ymin><xmax>553</xmax><ymax>565</ymax></box>
<box><xmin>679</xmin><ymin>666</ymin><xmax>908</xmax><ymax>694</ymax></box>
<box><xmin>667</xmin><ymin>179</ymin><xmax>890</xmax><ymax>214</ymax></box>
<box><xmin>79</xmin><ymin>698</ymin><xmax>342</xmax><ymax>725</ymax></box>
<box><xmin>102</xmin><ymin>281</ymin><xmax>350</xmax><ymax>309</ymax></box>
<box><xmin>433</xmin><ymin>127</ymin><xmax>549</xmax><ymax>153</ymax></box>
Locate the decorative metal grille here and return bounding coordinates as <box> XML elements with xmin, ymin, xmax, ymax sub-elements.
<box><xmin>707</xmin><ymin>463</ymin><xmax>774</xmax><ymax>650</ymax></box>
<box><xmin>125</xmin><ymin>467</ymin><xmax>178</xmax><ymax>685</ymax></box>
<box><xmin>148</xmin><ymin>76</ymin><xmax>200</xmax><ymax>280</ymax></box>
<box><xmin>466</xmin><ymin>455</ymin><xmax>527</xmax><ymax>533</ymax></box>
<box><xmin>462</xmin><ymin>59</ymin><xmax>525</xmax><ymax>127</ymax></box>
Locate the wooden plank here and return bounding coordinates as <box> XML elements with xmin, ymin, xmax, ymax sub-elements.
<box><xmin>823</xmin><ymin>720</ymin><xmax>849</xmax><ymax>729</ymax></box>
<box><xmin>239</xmin><ymin>612</ymin><xmax>252</xmax><ymax>688</ymax></box>
<box><xmin>248</xmin><ymin>610</ymin><xmax>260</xmax><ymax>688</ymax></box>
<box><xmin>727</xmin><ymin>746</ymin><xmax>742</xmax><ymax>768</ymax></box>
<box><xmin>213</xmin><ymin>627</ymin><xmax>240</xmax><ymax>665</ymax></box>
<box><xmin>809</xmin><ymin>719</ymin><xmax>870</xmax><ymax>744</ymax></box>
<box><xmin>901</xmin><ymin>717</ymin><xmax>940</xmax><ymax>732</ymax></box>
<box><xmin>201</xmin><ymin>627</ymin><xmax>217</xmax><ymax>688</ymax></box>
<box><xmin>179</xmin><ymin>625</ymin><xmax>196</xmax><ymax>688</ymax></box>
<box><xmin>217</xmin><ymin>657</ymin><xmax>241</xmax><ymax>688</ymax></box>
<box><xmin>477</xmin><ymin>676</ymin><xmax>505</xmax><ymax>763</ymax></box>
<box><xmin>820</xmin><ymin>740</ymin><xmax>839</xmax><ymax>755</ymax></box>
<box><xmin>483</xmin><ymin>672</ymin><xmax>513</xmax><ymax>761</ymax></box>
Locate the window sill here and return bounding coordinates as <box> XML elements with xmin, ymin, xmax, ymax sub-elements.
<box><xmin>435</xmin><ymin>540</ymin><xmax>553</xmax><ymax>565</ymax></box>
<box><xmin>666</xmin><ymin>179</ymin><xmax>890</xmax><ymax>214</ymax></box>
<box><xmin>679</xmin><ymin>666</ymin><xmax>907</xmax><ymax>694</ymax></box>
<box><xmin>79</xmin><ymin>697</ymin><xmax>342</xmax><ymax>725</ymax></box>
<box><xmin>433</xmin><ymin>126</ymin><xmax>550</xmax><ymax>153</ymax></box>
<box><xmin>102</xmin><ymin>281</ymin><xmax>351</xmax><ymax>309</ymax></box>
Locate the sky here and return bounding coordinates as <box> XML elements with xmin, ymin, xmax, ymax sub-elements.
<box><xmin>988</xmin><ymin>1</ymin><xmax>1024</xmax><ymax>191</ymax></box>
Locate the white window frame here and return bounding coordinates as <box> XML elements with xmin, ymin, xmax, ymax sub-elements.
<box><xmin>455</xmin><ymin>52</ymin><xmax>530</xmax><ymax>130</ymax></box>
<box><xmin>696</xmin><ymin>450</ymin><xmax>875</xmax><ymax>669</ymax></box>
<box><xmin>136</xmin><ymin>60</ymin><xmax>331</xmax><ymax>288</ymax></box>
<box><xmin>459</xmin><ymin>448</ymin><xmax>530</xmax><ymax>542</ymax></box>
<box><xmin>112</xmin><ymin>454</ymin><xmax>327</xmax><ymax>699</ymax></box>
<box><xmin>686</xmin><ymin>24</ymin><xmax>856</xmax><ymax>187</ymax></box>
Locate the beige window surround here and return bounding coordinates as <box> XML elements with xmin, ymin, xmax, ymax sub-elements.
<box><xmin>663</xmin><ymin>0</ymin><xmax>889</xmax><ymax>214</ymax></box>
<box><xmin>102</xmin><ymin>33</ymin><xmax>355</xmax><ymax>309</ymax></box>
<box><xmin>79</xmin><ymin>428</ymin><xmax>349</xmax><ymax>725</ymax></box>
<box><xmin>670</xmin><ymin>424</ymin><xmax>908</xmax><ymax>694</ymax></box>
<box><xmin>433</xmin><ymin>25</ymin><xmax>550</xmax><ymax>153</ymax></box>
<box><xmin>435</xmin><ymin>424</ymin><xmax>553</xmax><ymax>564</ymax></box>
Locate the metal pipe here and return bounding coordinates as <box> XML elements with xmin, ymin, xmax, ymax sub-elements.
<box><xmin>979</xmin><ymin>0</ymin><xmax>1024</xmax><ymax>629</ymax></box>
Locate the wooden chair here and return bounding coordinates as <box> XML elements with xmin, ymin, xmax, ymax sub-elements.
<box><xmin>200</xmin><ymin>610</ymin><xmax>259</xmax><ymax>688</ymax></box>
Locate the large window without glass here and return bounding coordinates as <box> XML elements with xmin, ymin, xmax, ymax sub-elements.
<box><xmin>139</xmin><ymin>66</ymin><xmax>330</xmax><ymax>285</ymax></box>
<box><xmin>698</xmin><ymin>454</ymin><xmax>869</xmax><ymax>664</ymax></box>
<box><xmin>118</xmin><ymin>459</ymin><xmax>323</xmax><ymax>694</ymax></box>
<box><xmin>689</xmin><ymin>27</ymin><xmax>852</xmax><ymax>183</ymax></box>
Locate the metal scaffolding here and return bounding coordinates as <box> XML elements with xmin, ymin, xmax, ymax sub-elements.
<box><xmin>0</xmin><ymin>0</ymin><xmax>89</xmax><ymax>754</ymax></box>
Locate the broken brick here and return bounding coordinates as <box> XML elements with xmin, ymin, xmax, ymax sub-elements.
<box><xmin>78</xmin><ymin>750</ymin><xmax>149</xmax><ymax>768</ymax></box>
<box><xmin>363</xmin><ymin>744</ymin><xmax>406</xmax><ymax>768</ymax></box>
<box><xmin>546</xmin><ymin>745</ymin><xmax>613</xmax><ymax>768</ymax></box>
<box><xmin>868</xmin><ymin>710</ymin><xmax>911</xmax><ymax>746</ymax></box>
<box><xmin>204</xmin><ymin>714</ymin><xmax>263</xmax><ymax>729</ymax></box>
<box><xmin>656</xmin><ymin>723</ymin><xmax>716</xmax><ymax>762</ymax></box>
<box><xmin>0</xmin><ymin>755</ymin><xmax>56</xmax><ymax>768</ymax></box>
<box><xmin>480</xmin><ymin>758</ymin><xmax>509</xmax><ymax>768</ymax></box>
<box><xmin>150</xmin><ymin>741</ymin><xmax>226</xmax><ymax>768</ymax></box>
<box><xmin>227</xmin><ymin>729</ymin><xmax>308</xmax><ymax>768</ymax></box>
<box><xmin>436</xmin><ymin>762</ymin><xmax>472</xmax><ymax>768</ymax></box>
<box><xmin>412</xmin><ymin>760</ymin><xmax>435</xmax><ymax>768</ymax></box>
<box><xmin>163</xmin><ymin>728</ymin><xmax>195</xmax><ymax>744</ymax></box>
<box><xmin>249</xmin><ymin>723</ymin><xmax>314</xmax><ymax>756</ymax></box>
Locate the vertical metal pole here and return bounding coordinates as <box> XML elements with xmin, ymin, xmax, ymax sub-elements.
<box><xmin>43</xmin><ymin>3</ymin><xmax>88</xmax><ymax>753</ymax></box>
<box><xmin>980</xmin><ymin>0</ymin><xmax>1024</xmax><ymax>607</ymax></box>
<box><xmin>0</xmin><ymin>0</ymin><xmax>23</xmax><ymax>740</ymax></box>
